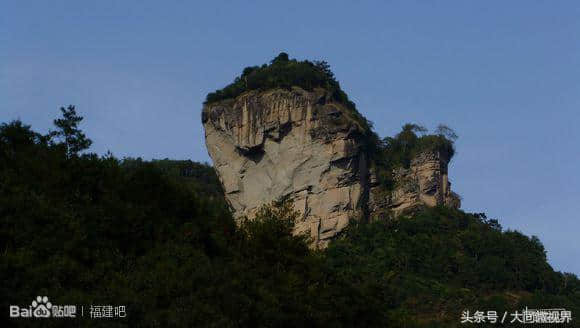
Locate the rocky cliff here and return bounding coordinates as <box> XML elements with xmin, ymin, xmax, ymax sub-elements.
<box><xmin>202</xmin><ymin>87</ymin><xmax>460</xmax><ymax>246</ymax></box>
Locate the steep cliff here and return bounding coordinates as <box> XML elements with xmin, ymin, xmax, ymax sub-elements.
<box><xmin>202</xmin><ymin>87</ymin><xmax>369</xmax><ymax>245</ymax></box>
<box><xmin>203</xmin><ymin>86</ymin><xmax>460</xmax><ymax>246</ymax></box>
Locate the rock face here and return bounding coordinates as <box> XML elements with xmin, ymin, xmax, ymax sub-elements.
<box><xmin>202</xmin><ymin>87</ymin><xmax>369</xmax><ymax>246</ymax></box>
<box><xmin>368</xmin><ymin>151</ymin><xmax>461</xmax><ymax>220</ymax></box>
<box><xmin>202</xmin><ymin>87</ymin><xmax>460</xmax><ymax>246</ymax></box>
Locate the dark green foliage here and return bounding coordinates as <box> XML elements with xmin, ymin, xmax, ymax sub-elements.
<box><xmin>372</xmin><ymin>123</ymin><xmax>457</xmax><ymax>190</ymax></box>
<box><xmin>122</xmin><ymin>158</ymin><xmax>225</xmax><ymax>199</ymax></box>
<box><xmin>205</xmin><ymin>53</ymin><xmax>373</xmax><ymax>134</ymax></box>
<box><xmin>49</xmin><ymin>105</ymin><xmax>93</xmax><ymax>157</ymax></box>
<box><xmin>0</xmin><ymin>118</ymin><xmax>233</xmax><ymax>327</ymax></box>
<box><xmin>206</xmin><ymin>53</ymin><xmax>340</xmax><ymax>104</ymax></box>
<box><xmin>1</xmin><ymin>111</ymin><xmax>578</xmax><ymax>327</ymax></box>
<box><xmin>326</xmin><ymin>206</ymin><xmax>580</xmax><ymax>326</ymax></box>
<box><xmin>0</xmin><ymin>113</ymin><xmax>386</xmax><ymax>327</ymax></box>
<box><xmin>385</xmin><ymin>123</ymin><xmax>455</xmax><ymax>167</ymax></box>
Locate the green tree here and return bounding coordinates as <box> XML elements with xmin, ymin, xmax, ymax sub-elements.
<box><xmin>435</xmin><ymin>124</ymin><xmax>458</xmax><ymax>142</ymax></box>
<box><xmin>271</xmin><ymin>52</ymin><xmax>289</xmax><ymax>64</ymax></box>
<box><xmin>49</xmin><ymin>105</ymin><xmax>92</xmax><ymax>157</ymax></box>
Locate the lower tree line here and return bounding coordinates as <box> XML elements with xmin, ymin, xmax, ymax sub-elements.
<box><xmin>1</xmin><ymin>109</ymin><xmax>578</xmax><ymax>327</ymax></box>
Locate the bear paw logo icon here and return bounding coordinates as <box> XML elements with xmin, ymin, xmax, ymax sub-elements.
<box><xmin>32</xmin><ymin>296</ymin><xmax>52</xmax><ymax>318</ymax></box>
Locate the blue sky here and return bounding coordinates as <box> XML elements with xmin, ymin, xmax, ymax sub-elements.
<box><xmin>2</xmin><ymin>1</ymin><xmax>579</xmax><ymax>274</ymax></box>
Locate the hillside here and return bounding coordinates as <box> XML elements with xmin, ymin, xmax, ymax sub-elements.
<box><xmin>1</xmin><ymin>77</ymin><xmax>578</xmax><ymax>326</ymax></box>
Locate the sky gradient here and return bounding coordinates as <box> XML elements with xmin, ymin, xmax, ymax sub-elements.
<box><xmin>2</xmin><ymin>1</ymin><xmax>579</xmax><ymax>274</ymax></box>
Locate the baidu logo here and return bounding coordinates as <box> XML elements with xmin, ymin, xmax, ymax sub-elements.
<box><xmin>9</xmin><ymin>296</ymin><xmax>76</xmax><ymax>319</ymax></box>
<box><xmin>10</xmin><ymin>296</ymin><xmax>53</xmax><ymax>318</ymax></box>
<box><xmin>31</xmin><ymin>296</ymin><xmax>52</xmax><ymax>318</ymax></box>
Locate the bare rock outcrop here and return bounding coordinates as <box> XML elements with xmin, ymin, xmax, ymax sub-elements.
<box><xmin>202</xmin><ymin>87</ymin><xmax>369</xmax><ymax>245</ymax></box>
<box><xmin>202</xmin><ymin>87</ymin><xmax>460</xmax><ymax>246</ymax></box>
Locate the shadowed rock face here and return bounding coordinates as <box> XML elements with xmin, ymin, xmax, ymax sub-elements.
<box><xmin>202</xmin><ymin>87</ymin><xmax>460</xmax><ymax>246</ymax></box>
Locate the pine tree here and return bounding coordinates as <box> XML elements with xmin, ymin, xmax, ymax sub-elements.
<box><xmin>49</xmin><ymin>105</ymin><xmax>92</xmax><ymax>157</ymax></box>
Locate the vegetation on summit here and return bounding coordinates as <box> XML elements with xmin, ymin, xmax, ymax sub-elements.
<box><xmin>373</xmin><ymin>123</ymin><xmax>458</xmax><ymax>190</ymax></box>
<box><xmin>205</xmin><ymin>52</ymin><xmax>374</xmax><ymax>134</ymax></box>
<box><xmin>206</xmin><ymin>52</ymin><xmax>347</xmax><ymax>105</ymax></box>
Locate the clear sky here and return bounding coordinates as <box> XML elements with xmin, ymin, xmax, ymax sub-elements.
<box><xmin>2</xmin><ymin>1</ymin><xmax>579</xmax><ymax>274</ymax></box>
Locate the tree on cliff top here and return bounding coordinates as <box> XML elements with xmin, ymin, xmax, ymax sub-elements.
<box><xmin>372</xmin><ymin>123</ymin><xmax>458</xmax><ymax>190</ymax></box>
<box><xmin>205</xmin><ymin>52</ymin><xmax>377</xmax><ymax>154</ymax></box>
<box><xmin>205</xmin><ymin>52</ymin><xmax>350</xmax><ymax>107</ymax></box>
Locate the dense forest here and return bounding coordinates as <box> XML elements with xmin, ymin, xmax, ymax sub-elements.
<box><xmin>1</xmin><ymin>106</ymin><xmax>578</xmax><ymax>327</ymax></box>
